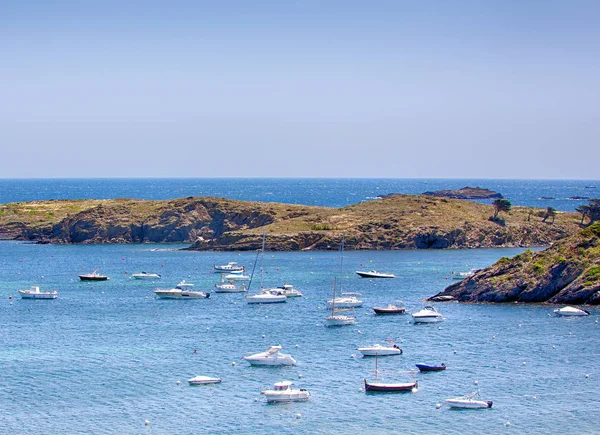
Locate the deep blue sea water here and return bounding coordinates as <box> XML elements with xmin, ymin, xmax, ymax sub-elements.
<box><xmin>1</xmin><ymin>242</ymin><xmax>599</xmax><ymax>434</ymax></box>
<box><xmin>0</xmin><ymin>178</ymin><xmax>598</xmax><ymax>211</ymax></box>
<box><xmin>1</xmin><ymin>179</ymin><xmax>599</xmax><ymax>434</ymax></box>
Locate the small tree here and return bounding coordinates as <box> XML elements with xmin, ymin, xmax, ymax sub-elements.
<box><xmin>542</xmin><ymin>207</ymin><xmax>557</xmax><ymax>223</ymax></box>
<box><xmin>575</xmin><ymin>205</ymin><xmax>589</xmax><ymax>224</ymax></box>
<box><xmin>589</xmin><ymin>199</ymin><xmax>600</xmax><ymax>223</ymax></box>
<box><xmin>492</xmin><ymin>199</ymin><xmax>511</xmax><ymax>220</ymax></box>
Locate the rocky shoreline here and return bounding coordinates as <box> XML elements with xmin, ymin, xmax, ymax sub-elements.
<box><xmin>0</xmin><ymin>195</ymin><xmax>581</xmax><ymax>251</ymax></box>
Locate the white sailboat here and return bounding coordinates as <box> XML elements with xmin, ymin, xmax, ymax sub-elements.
<box><xmin>325</xmin><ymin>277</ymin><xmax>355</xmax><ymax>327</ymax></box>
<box><xmin>246</xmin><ymin>234</ymin><xmax>286</xmax><ymax>304</ymax></box>
<box><xmin>327</xmin><ymin>235</ymin><xmax>363</xmax><ymax>309</ymax></box>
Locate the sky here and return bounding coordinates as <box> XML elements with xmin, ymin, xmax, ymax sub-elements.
<box><xmin>1</xmin><ymin>0</ymin><xmax>599</xmax><ymax>179</ymax></box>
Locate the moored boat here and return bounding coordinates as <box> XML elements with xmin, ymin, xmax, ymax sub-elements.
<box><xmin>18</xmin><ymin>286</ymin><xmax>58</xmax><ymax>300</ymax></box>
<box><xmin>131</xmin><ymin>272</ymin><xmax>161</xmax><ymax>280</ymax></box>
<box><xmin>364</xmin><ymin>354</ymin><xmax>417</xmax><ymax>393</ymax></box>
<box><xmin>188</xmin><ymin>375</ymin><xmax>221</xmax><ymax>385</ymax></box>
<box><xmin>415</xmin><ymin>363</ymin><xmax>446</xmax><ymax>372</ymax></box>
<box><xmin>359</xmin><ymin>343</ymin><xmax>402</xmax><ymax>356</ymax></box>
<box><xmin>214</xmin><ymin>262</ymin><xmax>244</xmax><ymax>273</ymax></box>
<box><xmin>554</xmin><ymin>306</ymin><xmax>589</xmax><ymax>317</ymax></box>
<box><xmin>244</xmin><ymin>345</ymin><xmax>296</xmax><ymax>366</ymax></box>
<box><xmin>445</xmin><ymin>392</ymin><xmax>493</xmax><ymax>409</ymax></box>
<box><xmin>356</xmin><ymin>270</ymin><xmax>396</xmax><ymax>278</ymax></box>
<box><xmin>153</xmin><ymin>281</ymin><xmax>210</xmax><ymax>299</ymax></box>
<box><xmin>412</xmin><ymin>306</ymin><xmax>444</xmax><ymax>323</ymax></box>
<box><xmin>261</xmin><ymin>381</ymin><xmax>310</xmax><ymax>403</ymax></box>
<box><xmin>372</xmin><ymin>304</ymin><xmax>406</xmax><ymax>315</ymax></box>
<box><xmin>79</xmin><ymin>270</ymin><xmax>109</xmax><ymax>281</ymax></box>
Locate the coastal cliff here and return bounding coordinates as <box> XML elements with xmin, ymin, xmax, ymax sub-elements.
<box><xmin>0</xmin><ymin>195</ymin><xmax>581</xmax><ymax>250</ymax></box>
<box><xmin>428</xmin><ymin>222</ymin><xmax>600</xmax><ymax>305</ymax></box>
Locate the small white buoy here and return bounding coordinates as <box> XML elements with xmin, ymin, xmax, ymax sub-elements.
<box><xmin>298</xmin><ymin>374</ymin><xmax>302</xmax><ymax>378</ymax></box>
<box><xmin>295</xmin><ymin>344</ymin><xmax>300</xmax><ymax>348</ymax></box>
<box><xmin>492</xmin><ymin>335</ymin><xmax>496</xmax><ymax>339</ymax></box>
<box><xmin>254</xmin><ymin>398</ymin><xmax>259</xmax><ymax>402</ymax></box>
<box><xmin>296</xmin><ymin>413</ymin><xmax>302</xmax><ymax>419</ymax></box>
<box><xmin>206</xmin><ymin>327</ymin><xmax>210</xmax><ymax>331</ymax></box>
<box><xmin>231</xmin><ymin>362</ymin><xmax>236</xmax><ymax>366</ymax></box>
<box><xmin>177</xmin><ymin>380</ymin><xmax>181</xmax><ymax>385</ymax></box>
<box><xmin>262</xmin><ymin>335</ymin><xmax>266</xmax><ymax>338</ymax></box>
<box><xmin>474</xmin><ymin>380</ymin><xmax>479</xmax><ymax>385</ymax></box>
<box><xmin>519</xmin><ymin>324</ymin><xmax>522</xmax><ymax>328</ymax></box>
<box><xmin>435</xmin><ymin>403</ymin><xmax>441</xmax><ymax>409</ymax></box>
<box><xmin>411</xmin><ymin>387</ymin><xmax>418</xmax><ymax>393</ymax></box>
<box><xmin>585</xmin><ymin>374</ymin><xmax>590</xmax><ymax>378</ymax></box>
<box><xmin>357</xmin><ymin>330</ymin><xmax>362</xmax><ymax>334</ymax></box>
<box><xmin>453</xmin><ymin>350</ymin><xmax>457</xmax><ymax>354</ymax></box>
<box><xmin>552</xmin><ymin>345</ymin><xmax>556</xmax><ymax>349</ymax></box>
<box><xmin>505</xmin><ymin>421</ymin><xmax>511</xmax><ymax>427</ymax></box>
<box><xmin>532</xmin><ymin>396</ymin><xmax>537</xmax><ymax>400</ymax></box>
<box><xmin>145</xmin><ymin>420</ymin><xmax>150</xmax><ymax>426</ymax></box>
<box><xmin>438</xmin><ymin>326</ymin><xmax>442</xmax><ymax>330</ymax></box>
<box><xmin>522</xmin><ymin>361</ymin><xmax>526</xmax><ymax>365</ymax></box>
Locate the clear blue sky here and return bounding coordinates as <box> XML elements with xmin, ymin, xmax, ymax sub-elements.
<box><xmin>1</xmin><ymin>0</ymin><xmax>598</xmax><ymax>178</ymax></box>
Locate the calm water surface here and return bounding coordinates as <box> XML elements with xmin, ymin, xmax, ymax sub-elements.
<box><xmin>1</xmin><ymin>242</ymin><xmax>598</xmax><ymax>434</ymax></box>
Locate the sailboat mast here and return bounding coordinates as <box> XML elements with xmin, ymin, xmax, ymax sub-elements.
<box><xmin>375</xmin><ymin>353</ymin><xmax>379</xmax><ymax>381</ymax></box>
<box><xmin>259</xmin><ymin>232</ymin><xmax>265</xmax><ymax>289</ymax></box>
<box><xmin>331</xmin><ymin>277</ymin><xmax>336</xmax><ymax>316</ymax></box>
<box><xmin>339</xmin><ymin>235</ymin><xmax>345</xmax><ymax>294</ymax></box>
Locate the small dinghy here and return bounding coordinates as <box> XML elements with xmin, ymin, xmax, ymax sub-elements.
<box><xmin>415</xmin><ymin>363</ymin><xmax>446</xmax><ymax>372</ymax></box>
<box><xmin>188</xmin><ymin>375</ymin><xmax>221</xmax><ymax>385</ymax></box>
<box><xmin>445</xmin><ymin>392</ymin><xmax>492</xmax><ymax>409</ymax></box>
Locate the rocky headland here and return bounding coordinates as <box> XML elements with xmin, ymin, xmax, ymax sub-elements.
<box><xmin>429</xmin><ymin>222</ymin><xmax>600</xmax><ymax>305</ymax></box>
<box><xmin>0</xmin><ymin>195</ymin><xmax>581</xmax><ymax>250</ymax></box>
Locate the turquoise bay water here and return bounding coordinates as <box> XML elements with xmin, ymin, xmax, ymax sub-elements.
<box><xmin>1</xmin><ymin>242</ymin><xmax>598</xmax><ymax>434</ymax></box>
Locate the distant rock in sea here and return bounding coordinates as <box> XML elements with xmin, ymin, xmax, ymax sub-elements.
<box><xmin>569</xmin><ymin>196</ymin><xmax>590</xmax><ymax>200</ymax></box>
<box><xmin>421</xmin><ymin>186</ymin><xmax>503</xmax><ymax>200</ymax></box>
<box><xmin>540</xmin><ymin>197</ymin><xmax>555</xmax><ymax>200</ymax></box>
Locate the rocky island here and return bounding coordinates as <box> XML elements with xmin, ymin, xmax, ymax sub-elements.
<box><xmin>0</xmin><ymin>195</ymin><xmax>581</xmax><ymax>250</ymax></box>
<box><xmin>421</xmin><ymin>186</ymin><xmax>503</xmax><ymax>200</ymax></box>
<box><xmin>429</xmin><ymin>222</ymin><xmax>600</xmax><ymax>305</ymax></box>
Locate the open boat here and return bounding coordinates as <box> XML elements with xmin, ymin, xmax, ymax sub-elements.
<box><xmin>79</xmin><ymin>270</ymin><xmax>109</xmax><ymax>281</ymax></box>
<box><xmin>445</xmin><ymin>391</ymin><xmax>493</xmax><ymax>409</ymax></box>
<box><xmin>18</xmin><ymin>286</ymin><xmax>58</xmax><ymax>300</ymax></box>
<box><xmin>131</xmin><ymin>272</ymin><xmax>161</xmax><ymax>280</ymax></box>
<box><xmin>153</xmin><ymin>281</ymin><xmax>210</xmax><ymax>299</ymax></box>
<box><xmin>214</xmin><ymin>275</ymin><xmax>247</xmax><ymax>293</ymax></box>
<box><xmin>372</xmin><ymin>303</ymin><xmax>406</xmax><ymax>315</ymax></box>
<box><xmin>415</xmin><ymin>363</ymin><xmax>446</xmax><ymax>372</ymax></box>
<box><xmin>213</xmin><ymin>262</ymin><xmax>244</xmax><ymax>273</ymax></box>
<box><xmin>244</xmin><ymin>345</ymin><xmax>296</xmax><ymax>366</ymax></box>
<box><xmin>356</xmin><ymin>270</ymin><xmax>396</xmax><ymax>279</ymax></box>
<box><xmin>412</xmin><ymin>306</ymin><xmax>444</xmax><ymax>323</ymax></box>
<box><xmin>261</xmin><ymin>381</ymin><xmax>310</xmax><ymax>403</ymax></box>
<box><xmin>364</xmin><ymin>354</ymin><xmax>417</xmax><ymax>393</ymax></box>
<box><xmin>451</xmin><ymin>270</ymin><xmax>475</xmax><ymax>280</ymax></box>
<box><xmin>554</xmin><ymin>306</ymin><xmax>589</xmax><ymax>317</ymax></box>
<box><xmin>187</xmin><ymin>375</ymin><xmax>221</xmax><ymax>385</ymax></box>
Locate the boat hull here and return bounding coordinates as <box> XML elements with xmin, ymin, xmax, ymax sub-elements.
<box><xmin>154</xmin><ymin>291</ymin><xmax>209</xmax><ymax>299</ymax></box>
<box><xmin>262</xmin><ymin>391</ymin><xmax>310</xmax><ymax>403</ymax></box>
<box><xmin>132</xmin><ymin>274</ymin><xmax>160</xmax><ymax>280</ymax></box>
<box><xmin>373</xmin><ymin>307</ymin><xmax>406</xmax><ymax>315</ymax></box>
<box><xmin>244</xmin><ymin>358</ymin><xmax>296</xmax><ymax>366</ymax></box>
<box><xmin>364</xmin><ymin>380</ymin><xmax>417</xmax><ymax>392</ymax></box>
<box><xmin>18</xmin><ymin>291</ymin><xmax>58</xmax><ymax>300</ymax></box>
<box><xmin>325</xmin><ymin>316</ymin><xmax>355</xmax><ymax>327</ymax></box>
<box><xmin>79</xmin><ymin>275</ymin><xmax>108</xmax><ymax>281</ymax></box>
<box><xmin>246</xmin><ymin>295</ymin><xmax>286</xmax><ymax>304</ymax></box>
<box><xmin>359</xmin><ymin>348</ymin><xmax>402</xmax><ymax>356</ymax></box>
<box><xmin>356</xmin><ymin>271</ymin><xmax>396</xmax><ymax>278</ymax></box>
<box><xmin>412</xmin><ymin>315</ymin><xmax>443</xmax><ymax>323</ymax></box>
<box><xmin>188</xmin><ymin>376</ymin><xmax>221</xmax><ymax>385</ymax></box>
<box><xmin>328</xmin><ymin>300</ymin><xmax>363</xmax><ymax>308</ymax></box>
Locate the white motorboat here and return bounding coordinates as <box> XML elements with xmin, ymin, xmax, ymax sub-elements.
<box><xmin>451</xmin><ymin>269</ymin><xmax>476</xmax><ymax>280</ymax></box>
<box><xmin>214</xmin><ymin>262</ymin><xmax>244</xmax><ymax>273</ymax></box>
<box><xmin>214</xmin><ymin>279</ymin><xmax>247</xmax><ymax>293</ymax></box>
<box><xmin>327</xmin><ymin>293</ymin><xmax>363</xmax><ymax>308</ymax></box>
<box><xmin>153</xmin><ymin>281</ymin><xmax>210</xmax><ymax>299</ymax></box>
<box><xmin>554</xmin><ymin>306</ymin><xmax>589</xmax><ymax>317</ymax></box>
<box><xmin>244</xmin><ymin>345</ymin><xmax>296</xmax><ymax>366</ymax></box>
<box><xmin>445</xmin><ymin>392</ymin><xmax>493</xmax><ymax>409</ymax></box>
<box><xmin>358</xmin><ymin>343</ymin><xmax>402</xmax><ymax>356</ymax></box>
<box><xmin>131</xmin><ymin>272</ymin><xmax>161</xmax><ymax>280</ymax></box>
<box><xmin>261</xmin><ymin>381</ymin><xmax>310</xmax><ymax>403</ymax></box>
<box><xmin>356</xmin><ymin>270</ymin><xmax>396</xmax><ymax>279</ymax></box>
<box><xmin>412</xmin><ymin>306</ymin><xmax>444</xmax><ymax>323</ymax></box>
<box><xmin>18</xmin><ymin>286</ymin><xmax>58</xmax><ymax>300</ymax></box>
<box><xmin>187</xmin><ymin>375</ymin><xmax>222</xmax><ymax>385</ymax></box>
<box><xmin>325</xmin><ymin>276</ymin><xmax>355</xmax><ymax>327</ymax></box>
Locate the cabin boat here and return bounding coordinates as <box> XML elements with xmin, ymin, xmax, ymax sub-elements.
<box><xmin>214</xmin><ymin>274</ymin><xmax>247</xmax><ymax>293</ymax></box>
<box><xmin>328</xmin><ymin>293</ymin><xmax>363</xmax><ymax>308</ymax></box>
<box><xmin>246</xmin><ymin>292</ymin><xmax>287</xmax><ymax>304</ymax></box>
<box><xmin>153</xmin><ymin>281</ymin><xmax>210</xmax><ymax>299</ymax></box>
<box><xmin>214</xmin><ymin>262</ymin><xmax>244</xmax><ymax>273</ymax></box>
<box><xmin>78</xmin><ymin>270</ymin><xmax>109</xmax><ymax>281</ymax></box>
<box><xmin>358</xmin><ymin>343</ymin><xmax>402</xmax><ymax>356</ymax></box>
<box><xmin>244</xmin><ymin>345</ymin><xmax>296</xmax><ymax>366</ymax></box>
<box><xmin>131</xmin><ymin>272</ymin><xmax>161</xmax><ymax>280</ymax></box>
<box><xmin>554</xmin><ymin>306</ymin><xmax>589</xmax><ymax>317</ymax></box>
<box><xmin>261</xmin><ymin>381</ymin><xmax>310</xmax><ymax>403</ymax></box>
<box><xmin>187</xmin><ymin>375</ymin><xmax>221</xmax><ymax>385</ymax></box>
<box><xmin>269</xmin><ymin>283</ymin><xmax>303</xmax><ymax>298</ymax></box>
<box><xmin>412</xmin><ymin>306</ymin><xmax>444</xmax><ymax>323</ymax></box>
<box><xmin>18</xmin><ymin>286</ymin><xmax>58</xmax><ymax>300</ymax></box>
<box><xmin>356</xmin><ymin>270</ymin><xmax>396</xmax><ymax>279</ymax></box>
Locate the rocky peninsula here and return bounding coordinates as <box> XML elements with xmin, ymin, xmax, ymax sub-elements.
<box><xmin>421</xmin><ymin>186</ymin><xmax>503</xmax><ymax>200</ymax></box>
<box><xmin>0</xmin><ymin>195</ymin><xmax>580</xmax><ymax>250</ymax></box>
<box><xmin>429</xmin><ymin>222</ymin><xmax>600</xmax><ymax>305</ymax></box>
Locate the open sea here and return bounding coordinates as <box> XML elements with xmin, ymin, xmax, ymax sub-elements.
<box><xmin>1</xmin><ymin>178</ymin><xmax>599</xmax><ymax>434</ymax></box>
